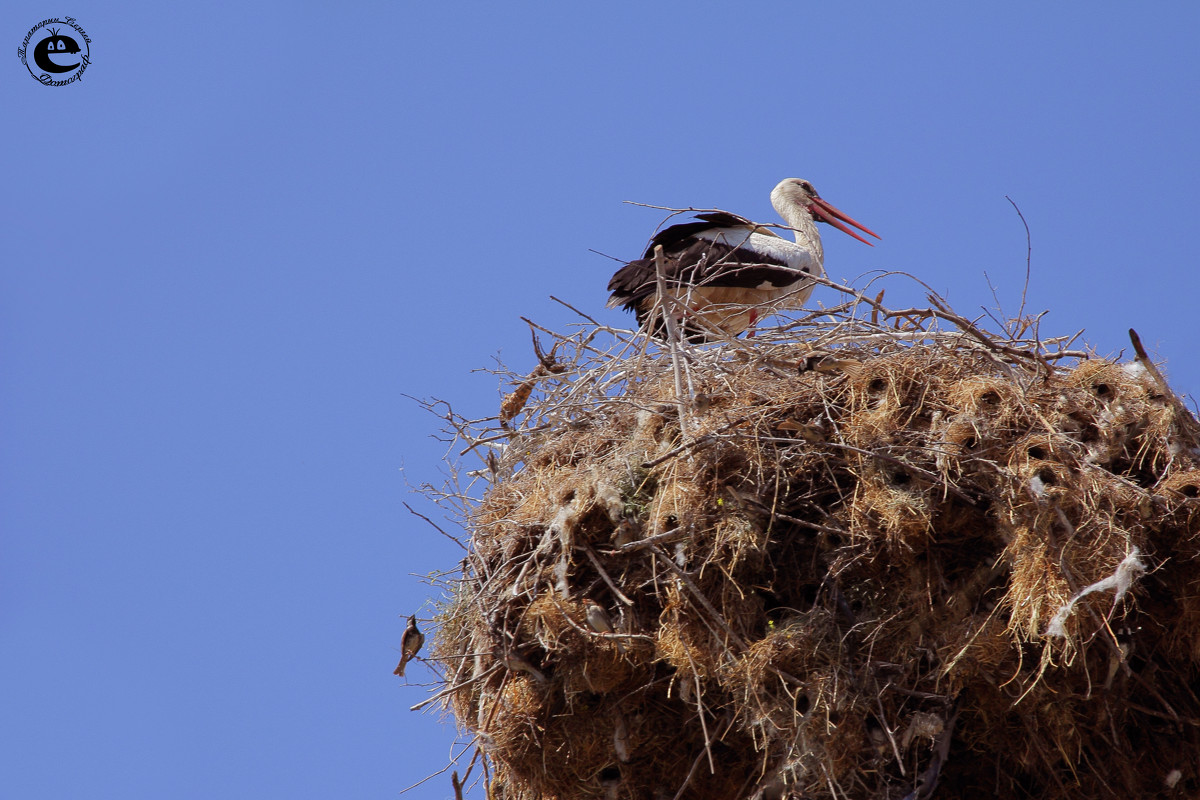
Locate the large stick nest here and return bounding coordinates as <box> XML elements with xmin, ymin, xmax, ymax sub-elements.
<box><xmin>423</xmin><ymin>281</ymin><xmax>1200</xmax><ymax>800</ymax></box>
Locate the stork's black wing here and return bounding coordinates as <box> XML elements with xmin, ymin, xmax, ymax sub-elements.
<box><xmin>638</xmin><ymin>211</ymin><xmax>761</xmax><ymax>257</ymax></box>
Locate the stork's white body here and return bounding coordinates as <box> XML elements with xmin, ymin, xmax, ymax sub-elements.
<box><xmin>656</xmin><ymin>222</ymin><xmax>824</xmax><ymax>337</ymax></box>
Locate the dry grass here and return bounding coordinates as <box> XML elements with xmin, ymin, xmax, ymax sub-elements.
<box><xmin>419</xmin><ymin>278</ymin><xmax>1200</xmax><ymax>800</ymax></box>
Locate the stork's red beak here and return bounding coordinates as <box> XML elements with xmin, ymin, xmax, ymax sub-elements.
<box><xmin>809</xmin><ymin>197</ymin><xmax>881</xmax><ymax>246</ymax></box>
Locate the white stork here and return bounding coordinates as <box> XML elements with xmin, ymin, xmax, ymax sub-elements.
<box><xmin>606</xmin><ymin>178</ymin><xmax>879</xmax><ymax>339</ymax></box>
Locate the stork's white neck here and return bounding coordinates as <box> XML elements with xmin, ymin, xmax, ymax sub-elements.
<box><xmin>774</xmin><ymin>198</ymin><xmax>823</xmax><ymax>264</ymax></box>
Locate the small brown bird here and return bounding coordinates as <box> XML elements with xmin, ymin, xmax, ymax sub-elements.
<box><xmin>394</xmin><ymin>615</ymin><xmax>424</xmax><ymax>677</ymax></box>
<box><xmin>612</xmin><ymin>713</ymin><xmax>631</xmax><ymax>763</ymax></box>
<box><xmin>611</xmin><ymin>518</ymin><xmax>640</xmax><ymax>547</ymax></box>
<box><xmin>585</xmin><ymin>598</ymin><xmax>625</xmax><ymax>652</ymax></box>
<box><xmin>599</xmin><ymin>768</ymin><xmax>622</xmax><ymax>800</ymax></box>
<box><xmin>585</xmin><ymin>599</ymin><xmax>614</xmax><ymax>634</ymax></box>
<box><xmin>499</xmin><ymin>648</ymin><xmax>548</xmax><ymax>684</ymax></box>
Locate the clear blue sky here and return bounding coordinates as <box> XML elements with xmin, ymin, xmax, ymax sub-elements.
<box><xmin>3</xmin><ymin>3</ymin><xmax>1197</xmax><ymax>798</ymax></box>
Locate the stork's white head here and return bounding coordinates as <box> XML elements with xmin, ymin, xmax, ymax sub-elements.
<box><xmin>770</xmin><ymin>178</ymin><xmax>880</xmax><ymax>246</ymax></box>
<box><xmin>770</xmin><ymin>178</ymin><xmax>819</xmax><ymax>216</ymax></box>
